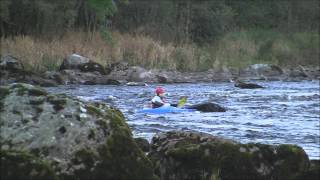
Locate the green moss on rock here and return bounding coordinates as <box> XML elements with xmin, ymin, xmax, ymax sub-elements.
<box><xmin>86</xmin><ymin>104</ymin><xmax>103</xmax><ymax>116</ymax></box>
<box><xmin>0</xmin><ymin>86</ymin><xmax>10</xmax><ymax>100</ymax></box>
<box><xmin>29</xmin><ymin>97</ymin><xmax>45</xmax><ymax>105</ymax></box>
<box><xmin>293</xmin><ymin>160</ymin><xmax>320</xmax><ymax>180</ymax></box>
<box><xmin>93</xmin><ymin>130</ymin><xmax>158</xmax><ymax>180</ymax></box>
<box><xmin>272</xmin><ymin>144</ymin><xmax>310</xmax><ymax>179</ymax></box>
<box><xmin>0</xmin><ymin>149</ymin><xmax>57</xmax><ymax>180</ymax></box>
<box><xmin>28</xmin><ymin>88</ymin><xmax>48</xmax><ymax>96</ymax></box>
<box><xmin>47</xmin><ymin>95</ymin><xmax>67</xmax><ymax>111</ymax></box>
<box><xmin>88</xmin><ymin>128</ymin><xmax>96</xmax><ymax>140</ymax></box>
<box><xmin>134</xmin><ymin>137</ymin><xmax>150</xmax><ymax>152</ymax></box>
<box><xmin>0</xmin><ymin>86</ymin><xmax>10</xmax><ymax>111</ymax></box>
<box><xmin>7</xmin><ymin>83</ymin><xmax>47</xmax><ymax>96</ymax></box>
<box><xmin>149</xmin><ymin>131</ymin><xmax>310</xmax><ymax>180</ymax></box>
<box><xmin>107</xmin><ymin>108</ymin><xmax>130</xmax><ymax>132</ymax></box>
<box><xmin>1</xmin><ymin>83</ymin><xmax>158</xmax><ymax>180</ymax></box>
<box><xmin>73</xmin><ymin>148</ymin><xmax>97</xmax><ymax>167</ymax></box>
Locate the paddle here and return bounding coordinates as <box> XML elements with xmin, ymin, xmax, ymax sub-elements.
<box><xmin>177</xmin><ymin>96</ymin><xmax>188</xmax><ymax>107</ymax></box>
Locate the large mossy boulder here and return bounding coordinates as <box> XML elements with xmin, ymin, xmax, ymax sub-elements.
<box><xmin>1</xmin><ymin>149</ymin><xmax>58</xmax><ymax>180</ymax></box>
<box><xmin>148</xmin><ymin>131</ymin><xmax>310</xmax><ymax>180</ymax></box>
<box><xmin>294</xmin><ymin>160</ymin><xmax>320</xmax><ymax>180</ymax></box>
<box><xmin>0</xmin><ymin>83</ymin><xmax>157</xmax><ymax>180</ymax></box>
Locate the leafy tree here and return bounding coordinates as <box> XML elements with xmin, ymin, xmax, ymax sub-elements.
<box><xmin>0</xmin><ymin>0</ymin><xmax>125</xmax><ymax>37</ymax></box>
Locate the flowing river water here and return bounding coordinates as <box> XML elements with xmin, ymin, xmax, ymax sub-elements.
<box><xmin>47</xmin><ymin>80</ymin><xmax>320</xmax><ymax>159</ymax></box>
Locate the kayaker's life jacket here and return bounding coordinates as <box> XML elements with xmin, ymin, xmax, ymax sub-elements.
<box><xmin>151</xmin><ymin>95</ymin><xmax>166</xmax><ymax>108</ymax></box>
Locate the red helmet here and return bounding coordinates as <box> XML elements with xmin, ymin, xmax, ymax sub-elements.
<box><xmin>155</xmin><ymin>87</ymin><xmax>165</xmax><ymax>95</ymax></box>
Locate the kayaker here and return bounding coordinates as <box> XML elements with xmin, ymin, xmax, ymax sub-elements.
<box><xmin>151</xmin><ymin>86</ymin><xmax>169</xmax><ymax>108</ymax></box>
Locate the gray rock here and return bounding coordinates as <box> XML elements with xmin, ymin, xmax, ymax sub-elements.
<box><xmin>59</xmin><ymin>54</ymin><xmax>106</xmax><ymax>75</ymax></box>
<box><xmin>59</xmin><ymin>54</ymin><xmax>90</xmax><ymax>70</ymax></box>
<box><xmin>126</xmin><ymin>82</ymin><xmax>148</xmax><ymax>86</ymax></box>
<box><xmin>56</xmin><ymin>70</ymin><xmax>120</xmax><ymax>85</ymax></box>
<box><xmin>0</xmin><ymin>55</ymin><xmax>57</xmax><ymax>87</ymax></box>
<box><xmin>240</xmin><ymin>64</ymin><xmax>283</xmax><ymax>80</ymax></box>
<box><xmin>127</xmin><ymin>66</ymin><xmax>155</xmax><ymax>82</ymax></box>
<box><xmin>0</xmin><ymin>55</ymin><xmax>24</xmax><ymax>71</ymax></box>
<box><xmin>44</xmin><ymin>71</ymin><xmax>65</xmax><ymax>84</ymax></box>
<box><xmin>0</xmin><ymin>83</ymin><xmax>157</xmax><ymax>180</ymax></box>
<box><xmin>78</xmin><ymin>61</ymin><xmax>106</xmax><ymax>75</ymax></box>
<box><xmin>249</xmin><ymin>64</ymin><xmax>283</xmax><ymax>76</ymax></box>
<box><xmin>108</xmin><ymin>61</ymin><xmax>130</xmax><ymax>72</ymax></box>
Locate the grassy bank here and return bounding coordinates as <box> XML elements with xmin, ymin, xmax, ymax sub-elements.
<box><xmin>1</xmin><ymin>30</ymin><xmax>319</xmax><ymax>73</ymax></box>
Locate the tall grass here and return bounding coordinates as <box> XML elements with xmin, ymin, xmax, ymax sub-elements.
<box><xmin>1</xmin><ymin>30</ymin><xmax>319</xmax><ymax>73</ymax></box>
<box><xmin>1</xmin><ymin>31</ymin><xmax>115</xmax><ymax>72</ymax></box>
<box><xmin>216</xmin><ymin>30</ymin><xmax>320</xmax><ymax>69</ymax></box>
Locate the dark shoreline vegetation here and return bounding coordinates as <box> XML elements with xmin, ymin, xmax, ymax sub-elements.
<box><xmin>1</xmin><ymin>0</ymin><xmax>319</xmax><ymax>179</ymax></box>
<box><xmin>1</xmin><ymin>0</ymin><xmax>319</xmax><ymax>73</ymax></box>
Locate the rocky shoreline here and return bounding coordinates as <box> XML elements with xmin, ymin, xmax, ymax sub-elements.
<box><xmin>0</xmin><ymin>83</ymin><xmax>319</xmax><ymax>180</ymax></box>
<box><xmin>1</xmin><ymin>54</ymin><xmax>319</xmax><ymax>87</ymax></box>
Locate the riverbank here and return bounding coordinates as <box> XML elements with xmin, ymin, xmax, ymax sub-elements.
<box><xmin>1</xmin><ymin>53</ymin><xmax>319</xmax><ymax>87</ymax></box>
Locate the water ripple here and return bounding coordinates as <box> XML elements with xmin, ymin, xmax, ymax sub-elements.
<box><xmin>47</xmin><ymin>80</ymin><xmax>320</xmax><ymax>159</ymax></box>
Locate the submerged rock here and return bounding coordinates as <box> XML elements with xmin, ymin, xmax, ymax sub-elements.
<box><xmin>148</xmin><ymin>131</ymin><xmax>310</xmax><ymax>180</ymax></box>
<box><xmin>0</xmin><ymin>83</ymin><xmax>157</xmax><ymax>180</ymax></box>
<box><xmin>187</xmin><ymin>102</ymin><xmax>226</xmax><ymax>112</ymax></box>
<box><xmin>234</xmin><ymin>79</ymin><xmax>264</xmax><ymax>89</ymax></box>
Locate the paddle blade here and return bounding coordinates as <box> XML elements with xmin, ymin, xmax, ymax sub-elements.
<box><xmin>177</xmin><ymin>96</ymin><xmax>187</xmax><ymax>107</ymax></box>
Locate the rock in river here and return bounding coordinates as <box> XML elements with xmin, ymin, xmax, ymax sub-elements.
<box><xmin>0</xmin><ymin>83</ymin><xmax>157</xmax><ymax>180</ymax></box>
<box><xmin>234</xmin><ymin>79</ymin><xmax>264</xmax><ymax>89</ymax></box>
<box><xmin>148</xmin><ymin>131</ymin><xmax>310</xmax><ymax>180</ymax></box>
<box><xmin>187</xmin><ymin>102</ymin><xmax>226</xmax><ymax>112</ymax></box>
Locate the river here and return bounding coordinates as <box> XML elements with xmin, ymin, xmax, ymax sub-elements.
<box><xmin>47</xmin><ymin>80</ymin><xmax>320</xmax><ymax>159</ymax></box>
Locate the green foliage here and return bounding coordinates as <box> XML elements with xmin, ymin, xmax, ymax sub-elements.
<box><xmin>0</xmin><ymin>0</ymin><xmax>125</xmax><ymax>38</ymax></box>
<box><xmin>88</xmin><ymin>0</ymin><xmax>117</xmax><ymax>18</ymax></box>
<box><xmin>113</xmin><ymin>0</ymin><xmax>319</xmax><ymax>44</ymax></box>
<box><xmin>2</xmin><ymin>0</ymin><xmax>318</xmax><ymax>45</ymax></box>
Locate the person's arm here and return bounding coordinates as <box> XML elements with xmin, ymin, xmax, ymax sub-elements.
<box><xmin>153</xmin><ymin>101</ymin><xmax>164</xmax><ymax>107</ymax></box>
